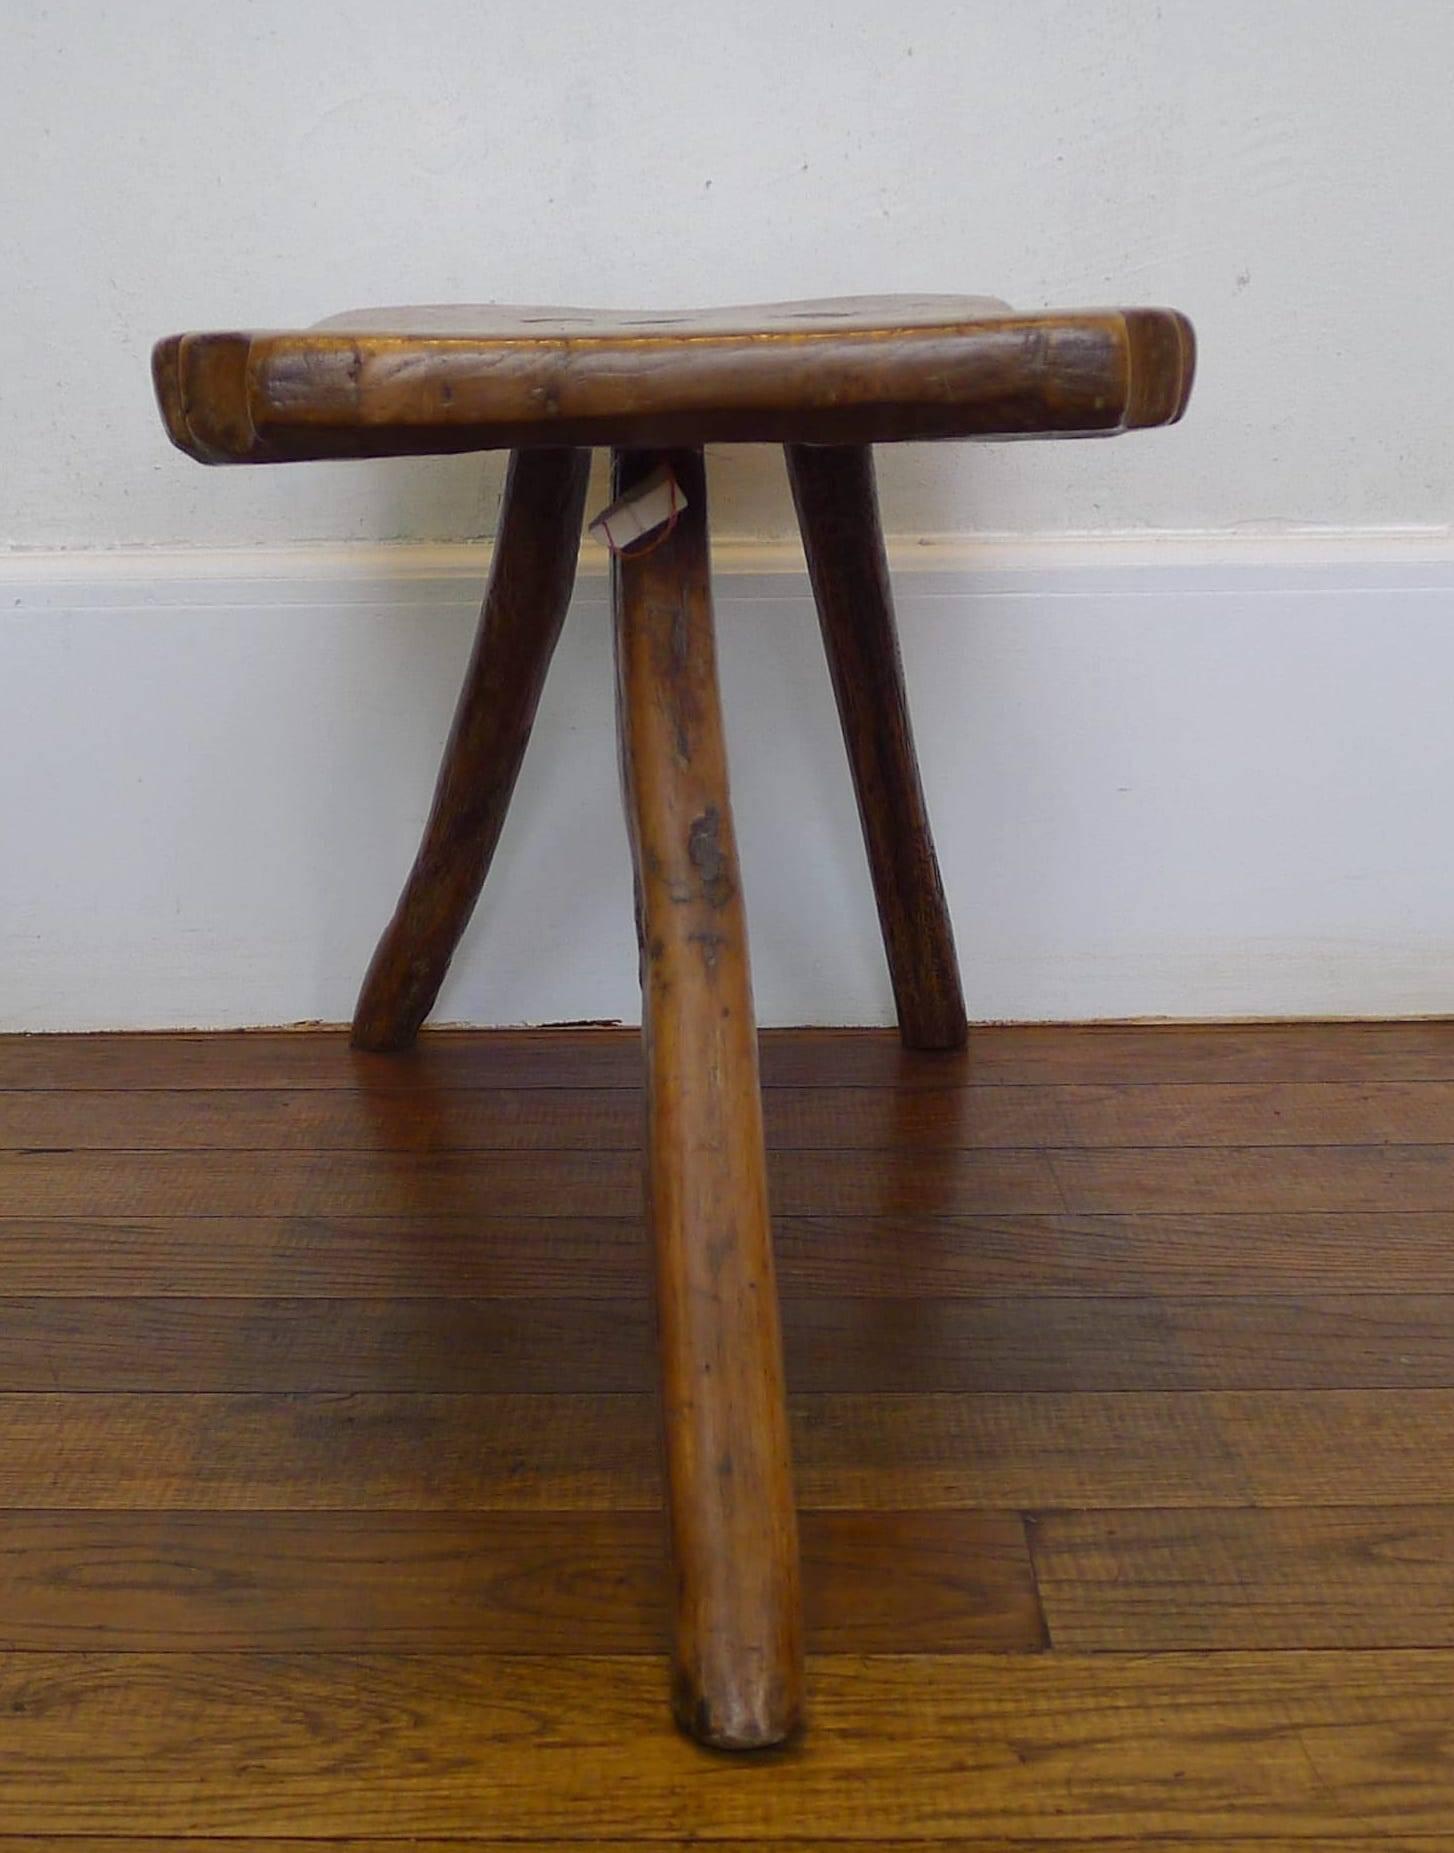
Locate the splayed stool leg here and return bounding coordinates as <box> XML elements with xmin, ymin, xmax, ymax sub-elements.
<box><xmin>352</xmin><ymin>447</ymin><xmax>591</xmax><ymax>1051</ymax></box>
<box><xmin>612</xmin><ymin>447</ymin><xmax>804</xmax><ymax>1749</ymax></box>
<box><xmin>786</xmin><ymin>442</ymin><xmax>967</xmax><ymax>1050</ymax></box>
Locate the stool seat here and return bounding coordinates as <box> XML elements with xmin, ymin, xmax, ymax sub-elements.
<box><xmin>153</xmin><ymin>293</ymin><xmax>1194</xmax><ymax>464</ymax></box>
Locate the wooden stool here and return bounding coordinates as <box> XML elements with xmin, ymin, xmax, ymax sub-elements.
<box><xmin>154</xmin><ymin>295</ymin><xmax>1195</xmax><ymax>1748</ymax></box>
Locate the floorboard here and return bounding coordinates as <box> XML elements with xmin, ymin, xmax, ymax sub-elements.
<box><xmin>2</xmin><ymin>1387</ymin><xmax>1451</xmax><ymax>1509</ymax></box>
<box><xmin>0</xmin><ymin>1509</ymin><xmax>1040</xmax><ymax>1653</ymax></box>
<box><xmin>4</xmin><ymin>1020</ymin><xmax>1454</xmax><ymax>1089</ymax></box>
<box><xmin>1030</xmin><ymin>1505</ymin><xmax>1454</xmax><ymax>1650</ymax></box>
<box><xmin>1</xmin><ymin>1292</ymin><xmax>1453</xmax><ymax>1391</ymax></box>
<box><xmin>7</xmin><ymin>1078</ymin><xmax>1454</xmax><ymax>1149</ymax></box>
<box><xmin>4</xmin><ymin>1842</ymin><xmax>1447</xmax><ymax>1853</ymax></box>
<box><xmin>0</xmin><ymin>1650</ymin><xmax>1447</xmax><ymax>1838</ymax></box>
<box><xmin>8</xmin><ymin>1141</ymin><xmax>1454</xmax><ymax>1217</ymax></box>
<box><xmin>5</xmin><ymin>1210</ymin><xmax>1454</xmax><ymax>1296</ymax></box>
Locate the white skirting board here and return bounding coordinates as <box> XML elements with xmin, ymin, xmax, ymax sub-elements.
<box><xmin>1</xmin><ymin>535</ymin><xmax>1451</xmax><ymax>1031</ymax></box>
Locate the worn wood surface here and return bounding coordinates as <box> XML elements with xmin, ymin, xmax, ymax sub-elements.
<box><xmin>786</xmin><ymin>444</ymin><xmax>965</xmax><ymax>1049</ymax></box>
<box><xmin>612</xmin><ymin>448</ymin><xmax>801</xmax><ymax>1746</ymax></box>
<box><xmin>351</xmin><ymin>447</ymin><xmax>590</xmax><ymax>1051</ymax></box>
<box><xmin>1</xmin><ymin>1022</ymin><xmax>1452</xmax><ymax>1844</ymax></box>
<box><xmin>153</xmin><ymin>296</ymin><xmax>1195</xmax><ymax>462</ymax></box>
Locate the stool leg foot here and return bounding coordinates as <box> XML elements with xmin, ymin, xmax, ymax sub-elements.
<box><xmin>785</xmin><ymin>443</ymin><xmax>967</xmax><ymax>1050</ymax></box>
<box><xmin>351</xmin><ymin>448</ymin><xmax>591</xmax><ymax>1052</ymax></box>
<box><xmin>613</xmin><ymin>448</ymin><xmax>804</xmax><ymax>1750</ymax></box>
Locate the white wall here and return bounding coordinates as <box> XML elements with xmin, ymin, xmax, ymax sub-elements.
<box><xmin>3</xmin><ymin>3</ymin><xmax>1452</xmax><ymax>1029</ymax></box>
<box><xmin>4</xmin><ymin>0</ymin><xmax>1452</xmax><ymax>549</ymax></box>
<box><xmin>3</xmin><ymin>541</ymin><xmax>1453</xmax><ymax>1031</ymax></box>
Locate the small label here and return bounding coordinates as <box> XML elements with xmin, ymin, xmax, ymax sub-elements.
<box><xmin>588</xmin><ymin>464</ymin><xmax>685</xmax><ymax>552</ymax></box>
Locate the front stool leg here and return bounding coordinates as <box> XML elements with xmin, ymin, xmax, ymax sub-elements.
<box><xmin>612</xmin><ymin>448</ymin><xmax>804</xmax><ymax>1749</ymax></box>
<box><xmin>785</xmin><ymin>443</ymin><xmax>967</xmax><ymax>1050</ymax></box>
<box><xmin>352</xmin><ymin>447</ymin><xmax>591</xmax><ymax>1051</ymax></box>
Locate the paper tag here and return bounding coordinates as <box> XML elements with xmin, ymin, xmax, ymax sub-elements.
<box><xmin>588</xmin><ymin>464</ymin><xmax>686</xmax><ymax>552</ymax></box>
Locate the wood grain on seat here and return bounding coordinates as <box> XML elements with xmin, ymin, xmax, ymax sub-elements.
<box><xmin>153</xmin><ymin>295</ymin><xmax>1195</xmax><ymax>463</ymax></box>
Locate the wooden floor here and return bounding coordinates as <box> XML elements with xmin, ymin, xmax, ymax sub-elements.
<box><xmin>1</xmin><ymin>1022</ymin><xmax>1452</xmax><ymax>1848</ymax></box>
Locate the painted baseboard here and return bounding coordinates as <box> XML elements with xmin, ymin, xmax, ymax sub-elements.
<box><xmin>2</xmin><ymin>534</ymin><xmax>1451</xmax><ymax>1030</ymax></box>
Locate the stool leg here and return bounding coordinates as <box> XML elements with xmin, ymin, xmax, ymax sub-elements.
<box><xmin>784</xmin><ymin>443</ymin><xmax>967</xmax><ymax>1050</ymax></box>
<box><xmin>352</xmin><ymin>448</ymin><xmax>591</xmax><ymax>1051</ymax></box>
<box><xmin>613</xmin><ymin>447</ymin><xmax>804</xmax><ymax>1750</ymax></box>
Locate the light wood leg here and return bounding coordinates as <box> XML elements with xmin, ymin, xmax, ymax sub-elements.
<box><xmin>352</xmin><ymin>448</ymin><xmax>591</xmax><ymax>1051</ymax></box>
<box><xmin>785</xmin><ymin>442</ymin><xmax>967</xmax><ymax>1050</ymax></box>
<box><xmin>612</xmin><ymin>447</ymin><xmax>804</xmax><ymax>1749</ymax></box>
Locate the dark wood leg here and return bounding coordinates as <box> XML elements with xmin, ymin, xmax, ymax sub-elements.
<box><xmin>352</xmin><ymin>448</ymin><xmax>591</xmax><ymax>1051</ymax></box>
<box><xmin>784</xmin><ymin>443</ymin><xmax>968</xmax><ymax>1050</ymax></box>
<box><xmin>612</xmin><ymin>448</ymin><xmax>804</xmax><ymax>1750</ymax></box>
